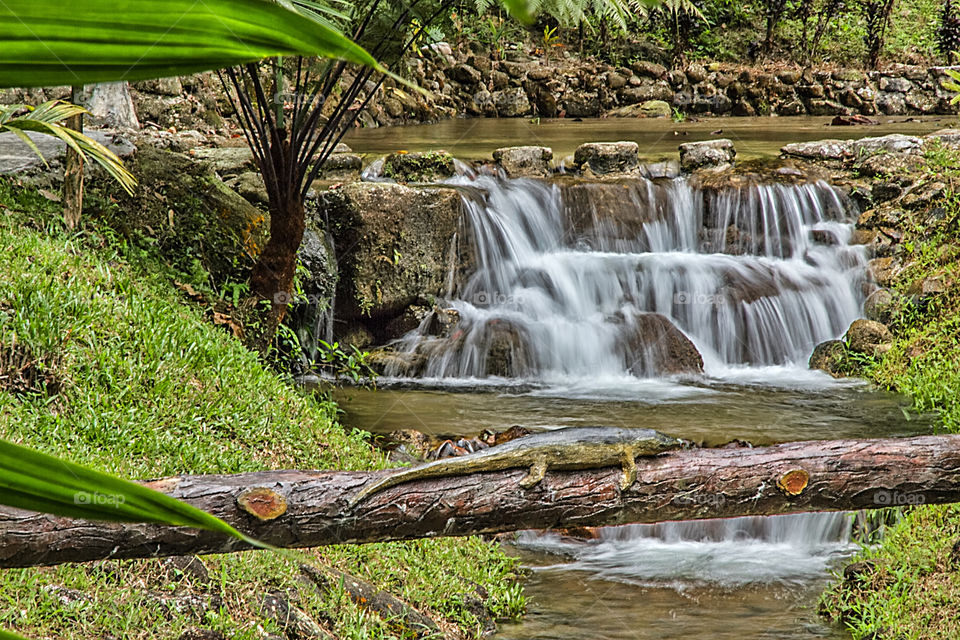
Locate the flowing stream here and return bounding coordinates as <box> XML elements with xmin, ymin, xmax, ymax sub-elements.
<box><xmin>333</xmin><ymin>166</ymin><xmax>931</xmax><ymax>637</ymax></box>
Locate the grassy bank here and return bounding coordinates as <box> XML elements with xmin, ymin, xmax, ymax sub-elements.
<box><xmin>0</xmin><ymin>177</ymin><xmax>524</xmax><ymax>639</ymax></box>
<box><xmin>820</xmin><ymin>146</ymin><xmax>960</xmax><ymax>638</ymax></box>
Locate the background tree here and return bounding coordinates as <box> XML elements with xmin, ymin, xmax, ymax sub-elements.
<box><xmin>763</xmin><ymin>0</ymin><xmax>789</xmax><ymax>54</ymax></box>
<box><xmin>862</xmin><ymin>0</ymin><xmax>895</xmax><ymax>68</ymax></box>
<box><xmin>939</xmin><ymin>0</ymin><xmax>960</xmax><ymax>63</ymax></box>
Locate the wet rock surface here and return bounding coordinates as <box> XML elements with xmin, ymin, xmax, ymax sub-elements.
<box><xmin>325</xmin><ymin>182</ymin><xmax>465</xmax><ymax>342</ymax></box>
<box><xmin>493</xmin><ymin>145</ymin><xmax>553</xmax><ymax>177</ymax></box>
<box><xmin>679</xmin><ymin>138</ymin><xmax>736</xmax><ymax>172</ymax></box>
<box><xmin>844</xmin><ymin>319</ymin><xmax>894</xmax><ymax>355</ymax></box>
<box><xmin>573</xmin><ymin>141</ymin><xmax>640</xmax><ymax>175</ymax></box>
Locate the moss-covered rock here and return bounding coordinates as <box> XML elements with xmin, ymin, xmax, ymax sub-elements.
<box><xmin>89</xmin><ymin>146</ymin><xmax>267</xmax><ymax>285</ymax></box>
<box><xmin>382</xmin><ymin>150</ymin><xmax>455</xmax><ymax>182</ymax></box>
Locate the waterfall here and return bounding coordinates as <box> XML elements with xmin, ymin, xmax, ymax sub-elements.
<box><xmin>390</xmin><ymin>173</ymin><xmax>866</xmax><ymax>381</ymax></box>
<box><xmin>384</xmin><ymin>170</ymin><xmax>865</xmax><ymax>584</ymax></box>
<box><xmin>518</xmin><ymin>512</ymin><xmax>854</xmax><ymax>588</ymax></box>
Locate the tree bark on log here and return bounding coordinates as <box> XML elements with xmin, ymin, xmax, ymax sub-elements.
<box><xmin>1</xmin><ymin>434</ymin><xmax>959</xmax><ymax>568</ymax></box>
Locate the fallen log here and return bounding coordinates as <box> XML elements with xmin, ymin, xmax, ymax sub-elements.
<box><xmin>1</xmin><ymin>434</ymin><xmax>959</xmax><ymax>568</ymax></box>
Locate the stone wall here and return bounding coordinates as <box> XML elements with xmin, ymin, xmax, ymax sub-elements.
<box><xmin>370</xmin><ymin>47</ymin><xmax>960</xmax><ymax>124</ymax></box>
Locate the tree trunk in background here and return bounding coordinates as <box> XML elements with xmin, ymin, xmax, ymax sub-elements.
<box><xmin>864</xmin><ymin>0</ymin><xmax>896</xmax><ymax>69</ymax></box>
<box><xmin>80</xmin><ymin>82</ymin><xmax>140</xmax><ymax>130</ymax></box>
<box><xmin>1</xmin><ymin>434</ymin><xmax>959</xmax><ymax>568</ymax></box>
<box><xmin>63</xmin><ymin>86</ymin><xmax>84</xmax><ymax>230</ymax></box>
<box><xmin>764</xmin><ymin>0</ymin><xmax>788</xmax><ymax>54</ymax></box>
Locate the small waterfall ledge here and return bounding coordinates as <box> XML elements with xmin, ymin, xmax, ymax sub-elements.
<box><xmin>382</xmin><ymin>171</ymin><xmax>866</xmax><ymax>382</ymax></box>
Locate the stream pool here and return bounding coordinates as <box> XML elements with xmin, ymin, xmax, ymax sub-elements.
<box><xmin>343</xmin><ymin>114</ymin><xmax>948</xmax><ymax>161</ymax></box>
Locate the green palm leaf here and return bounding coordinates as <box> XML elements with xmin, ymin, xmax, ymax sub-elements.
<box><xmin>0</xmin><ymin>101</ymin><xmax>137</xmax><ymax>194</ymax></box>
<box><xmin>0</xmin><ymin>0</ymin><xmax>386</xmax><ymax>88</ymax></box>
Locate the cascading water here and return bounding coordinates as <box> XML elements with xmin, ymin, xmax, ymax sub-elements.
<box><xmin>391</xmin><ymin>172</ymin><xmax>865</xmax><ymax>381</ymax></box>
<box><xmin>371</xmin><ymin>168</ymin><xmax>871</xmax><ymax>637</ymax></box>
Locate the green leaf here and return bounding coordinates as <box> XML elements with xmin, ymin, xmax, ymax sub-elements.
<box><xmin>0</xmin><ymin>0</ymin><xmax>385</xmax><ymax>88</ymax></box>
<box><xmin>0</xmin><ymin>438</ymin><xmax>262</xmax><ymax>547</ymax></box>
<box><xmin>501</xmin><ymin>0</ymin><xmax>536</xmax><ymax>23</ymax></box>
<box><xmin>0</xmin><ymin>101</ymin><xmax>137</xmax><ymax>194</ymax></box>
<box><xmin>0</xmin><ymin>630</ymin><xmax>30</xmax><ymax>640</ymax></box>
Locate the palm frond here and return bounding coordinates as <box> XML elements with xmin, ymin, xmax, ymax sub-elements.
<box><xmin>0</xmin><ymin>101</ymin><xmax>137</xmax><ymax>195</ymax></box>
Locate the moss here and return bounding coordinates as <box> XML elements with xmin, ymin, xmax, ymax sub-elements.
<box><xmin>382</xmin><ymin>151</ymin><xmax>455</xmax><ymax>182</ymax></box>
<box><xmin>87</xmin><ymin>146</ymin><xmax>268</xmax><ymax>289</ymax></box>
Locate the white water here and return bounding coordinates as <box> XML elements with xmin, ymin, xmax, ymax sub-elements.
<box><xmin>517</xmin><ymin>512</ymin><xmax>854</xmax><ymax>590</ymax></box>
<box><xmin>390</xmin><ymin>174</ymin><xmax>866</xmax><ymax>382</ymax></box>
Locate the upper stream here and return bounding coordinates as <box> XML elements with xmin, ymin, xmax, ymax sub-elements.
<box><xmin>332</xmin><ymin>151</ymin><xmax>932</xmax><ymax>638</ymax></box>
<box><xmin>343</xmin><ymin>114</ymin><xmax>946</xmax><ymax>161</ymax></box>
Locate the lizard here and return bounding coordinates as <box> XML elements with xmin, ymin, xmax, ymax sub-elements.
<box><xmin>348</xmin><ymin>426</ymin><xmax>682</xmax><ymax>508</ymax></box>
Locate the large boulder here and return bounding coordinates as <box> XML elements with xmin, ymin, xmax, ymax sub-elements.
<box><xmin>926</xmin><ymin>128</ymin><xmax>960</xmax><ymax>149</ymax></box>
<box><xmin>844</xmin><ymin>319</ymin><xmax>894</xmax><ymax>355</ymax></box>
<box><xmin>863</xmin><ymin>288</ymin><xmax>900</xmax><ymax>325</ymax></box>
<box><xmin>867</xmin><ymin>257</ymin><xmax>902</xmax><ymax>287</ymax></box>
<box><xmin>639</xmin><ymin>100</ymin><xmax>672</xmax><ymax>117</ymax></box>
<box><xmin>325</xmin><ymin>182</ymin><xmax>465</xmax><ymax>341</ymax></box>
<box><xmin>561</xmin><ymin>180</ymin><xmax>659</xmax><ymax>249</ymax></box>
<box><xmin>564</xmin><ymin>92</ymin><xmax>601</xmax><ymax>118</ymax></box>
<box><xmin>483</xmin><ymin>319</ymin><xmax>533</xmax><ymax>377</ymax></box>
<box><xmin>493</xmin><ymin>87</ymin><xmax>531</xmax><ymax>117</ymax></box>
<box><xmin>809</xmin><ymin>340</ymin><xmax>848</xmax><ymax>377</ymax></box>
<box><xmin>88</xmin><ymin>146</ymin><xmax>266</xmax><ymax>284</ymax></box>
<box><xmin>619</xmin><ymin>312</ymin><xmax>704</xmax><ymax>376</ymax></box>
<box><xmin>679</xmin><ymin>139</ymin><xmax>736</xmax><ymax>172</ymax></box>
<box><xmin>0</xmin><ymin>129</ymin><xmax>135</xmax><ymax>175</ymax></box>
<box><xmin>850</xmin><ymin>134</ymin><xmax>922</xmax><ymax>157</ymax></box>
<box><xmin>781</xmin><ymin>139</ymin><xmax>850</xmax><ymax>161</ymax></box>
<box><xmin>492</xmin><ymin>146</ymin><xmax>553</xmax><ymax>178</ymax></box>
<box><xmin>574</xmin><ymin>141</ymin><xmax>639</xmax><ymax>175</ymax></box>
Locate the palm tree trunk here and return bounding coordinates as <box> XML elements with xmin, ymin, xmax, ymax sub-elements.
<box><xmin>63</xmin><ymin>86</ymin><xmax>84</xmax><ymax>230</ymax></box>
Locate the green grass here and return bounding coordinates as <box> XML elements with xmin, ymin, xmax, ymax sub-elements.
<box><xmin>0</xmin><ymin>176</ymin><xmax>525</xmax><ymax>639</ymax></box>
<box><xmin>820</xmin><ymin>147</ymin><xmax>960</xmax><ymax>638</ymax></box>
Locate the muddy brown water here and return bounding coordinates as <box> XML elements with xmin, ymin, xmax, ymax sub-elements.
<box><xmin>342</xmin><ymin>114</ymin><xmax>949</xmax><ymax>162</ymax></box>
